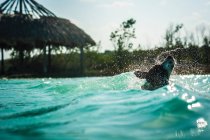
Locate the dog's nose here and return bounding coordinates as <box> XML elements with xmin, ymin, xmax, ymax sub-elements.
<box><xmin>166</xmin><ymin>56</ymin><xmax>173</xmax><ymax>60</ymax></box>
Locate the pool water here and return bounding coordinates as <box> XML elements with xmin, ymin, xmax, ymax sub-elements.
<box><xmin>0</xmin><ymin>72</ymin><xmax>209</xmax><ymax>140</ymax></box>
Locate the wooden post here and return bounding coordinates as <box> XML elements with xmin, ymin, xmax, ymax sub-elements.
<box><xmin>48</xmin><ymin>45</ymin><xmax>51</xmax><ymax>73</ymax></box>
<box><xmin>80</xmin><ymin>46</ymin><xmax>84</xmax><ymax>76</ymax></box>
<box><xmin>43</xmin><ymin>46</ymin><xmax>48</xmax><ymax>74</ymax></box>
<box><xmin>19</xmin><ymin>49</ymin><xmax>24</xmax><ymax>65</ymax></box>
<box><xmin>1</xmin><ymin>47</ymin><xmax>4</xmax><ymax>75</ymax></box>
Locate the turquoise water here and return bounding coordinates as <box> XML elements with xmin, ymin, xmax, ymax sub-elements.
<box><xmin>0</xmin><ymin>72</ymin><xmax>209</xmax><ymax>140</ymax></box>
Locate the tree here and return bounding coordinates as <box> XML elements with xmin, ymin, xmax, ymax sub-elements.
<box><xmin>165</xmin><ymin>24</ymin><xmax>183</xmax><ymax>48</ymax></box>
<box><xmin>110</xmin><ymin>18</ymin><xmax>136</xmax><ymax>69</ymax></box>
<box><xmin>201</xmin><ymin>37</ymin><xmax>210</xmax><ymax>64</ymax></box>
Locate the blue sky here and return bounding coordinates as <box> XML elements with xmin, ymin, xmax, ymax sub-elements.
<box><xmin>4</xmin><ymin>0</ymin><xmax>210</xmax><ymax>52</ymax></box>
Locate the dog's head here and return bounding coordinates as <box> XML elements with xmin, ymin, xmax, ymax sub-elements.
<box><xmin>161</xmin><ymin>56</ymin><xmax>175</xmax><ymax>74</ymax></box>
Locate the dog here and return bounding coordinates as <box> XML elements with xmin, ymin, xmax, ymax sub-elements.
<box><xmin>134</xmin><ymin>56</ymin><xmax>175</xmax><ymax>90</ymax></box>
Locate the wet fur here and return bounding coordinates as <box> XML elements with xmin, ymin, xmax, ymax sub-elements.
<box><xmin>134</xmin><ymin>56</ymin><xmax>175</xmax><ymax>90</ymax></box>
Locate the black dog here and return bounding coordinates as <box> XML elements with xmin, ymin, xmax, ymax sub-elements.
<box><xmin>134</xmin><ymin>56</ymin><xmax>175</xmax><ymax>90</ymax></box>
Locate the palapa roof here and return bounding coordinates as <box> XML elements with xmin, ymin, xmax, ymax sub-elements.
<box><xmin>0</xmin><ymin>0</ymin><xmax>95</xmax><ymax>49</ymax></box>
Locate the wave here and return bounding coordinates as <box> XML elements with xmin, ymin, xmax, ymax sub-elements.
<box><xmin>0</xmin><ymin>73</ymin><xmax>209</xmax><ymax>139</ymax></box>
<box><xmin>0</xmin><ymin>103</ymin><xmax>70</xmax><ymax>120</ymax></box>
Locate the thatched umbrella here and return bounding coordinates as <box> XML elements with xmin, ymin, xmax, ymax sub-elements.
<box><xmin>0</xmin><ymin>0</ymin><xmax>95</xmax><ymax>75</ymax></box>
<box><xmin>0</xmin><ymin>15</ymin><xmax>95</xmax><ymax>48</ymax></box>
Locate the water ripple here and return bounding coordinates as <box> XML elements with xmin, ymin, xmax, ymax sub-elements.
<box><xmin>0</xmin><ymin>103</ymin><xmax>70</xmax><ymax>120</ymax></box>
<box><xmin>0</xmin><ymin>73</ymin><xmax>210</xmax><ymax>139</ymax></box>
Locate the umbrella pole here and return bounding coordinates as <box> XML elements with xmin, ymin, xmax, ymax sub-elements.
<box><xmin>48</xmin><ymin>45</ymin><xmax>51</xmax><ymax>73</ymax></box>
<box><xmin>80</xmin><ymin>46</ymin><xmax>84</xmax><ymax>76</ymax></box>
<box><xmin>19</xmin><ymin>49</ymin><xmax>24</xmax><ymax>65</ymax></box>
<box><xmin>1</xmin><ymin>47</ymin><xmax>4</xmax><ymax>75</ymax></box>
<box><xmin>43</xmin><ymin>46</ymin><xmax>48</xmax><ymax>75</ymax></box>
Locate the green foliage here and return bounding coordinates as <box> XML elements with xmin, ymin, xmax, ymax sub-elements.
<box><xmin>165</xmin><ymin>24</ymin><xmax>184</xmax><ymax>48</ymax></box>
<box><xmin>1</xmin><ymin>20</ymin><xmax>210</xmax><ymax>77</ymax></box>
<box><xmin>2</xmin><ymin>45</ymin><xmax>210</xmax><ymax>77</ymax></box>
<box><xmin>110</xmin><ymin>18</ymin><xmax>136</xmax><ymax>69</ymax></box>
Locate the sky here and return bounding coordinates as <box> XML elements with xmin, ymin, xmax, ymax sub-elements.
<box><xmin>35</xmin><ymin>0</ymin><xmax>210</xmax><ymax>51</ymax></box>
<box><xmin>2</xmin><ymin>0</ymin><xmax>210</xmax><ymax>53</ymax></box>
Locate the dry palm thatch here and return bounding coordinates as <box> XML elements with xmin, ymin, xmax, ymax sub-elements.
<box><xmin>35</xmin><ymin>16</ymin><xmax>96</xmax><ymax>48</ymax></box>
<box><xmin>0</xmin><ymin>0</ymin><xmax>95</xmax><ymax>49</ymax></box>
<box><xmin>0</xmin><ymin>14</ymin><xmax>35</xmax><ymax>49</ymax></box>
<box><xmin>0</xmin><ymin>14</ymin><xmax>96</xmax><ymax>49</ymax></box>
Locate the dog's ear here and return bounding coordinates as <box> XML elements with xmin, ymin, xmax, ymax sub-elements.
<box><xmin>134</xmin><ymin>71</ymin><xmax>147</xmax><ymax>79</ymax></box>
